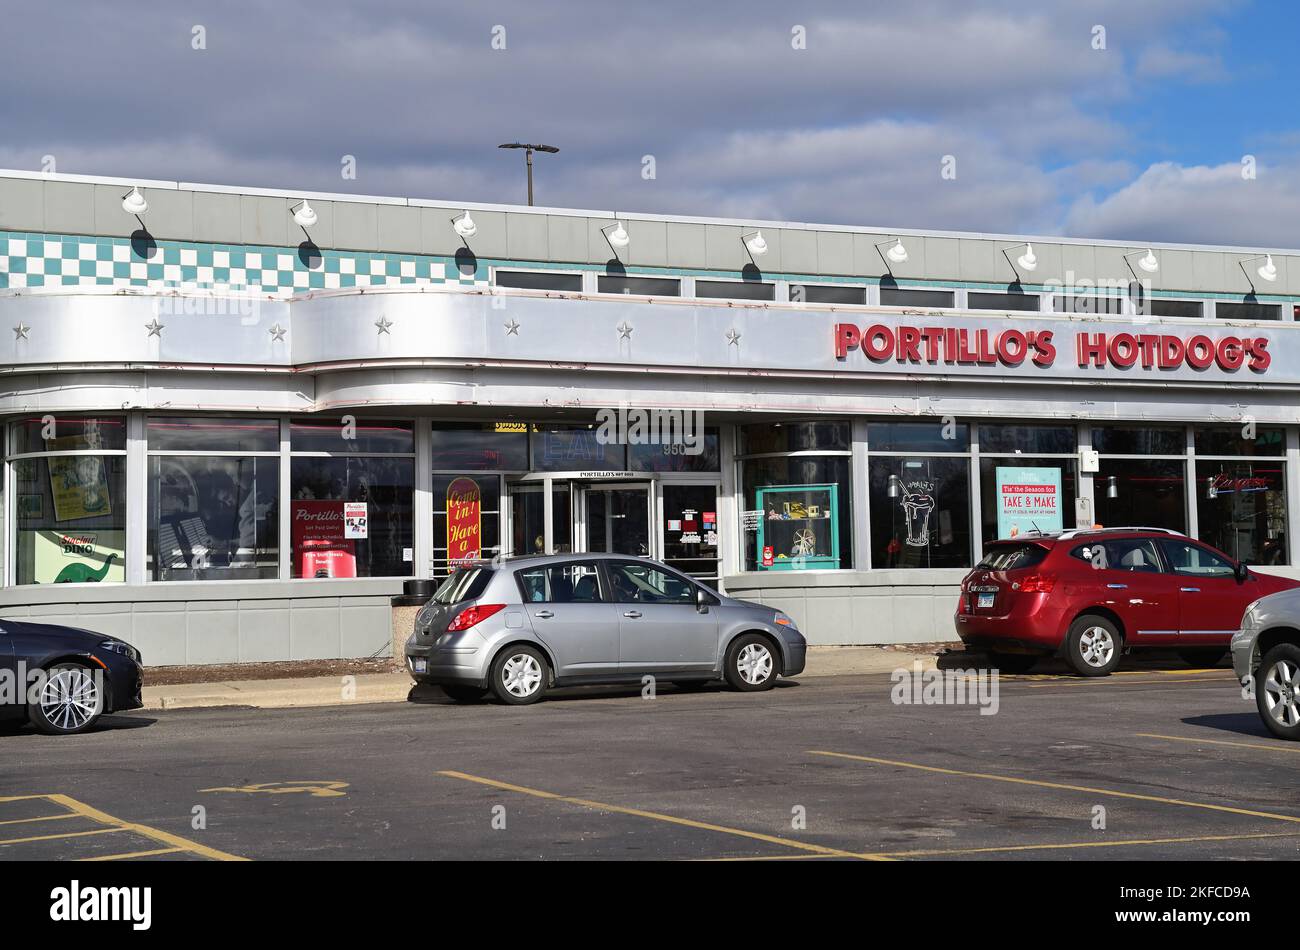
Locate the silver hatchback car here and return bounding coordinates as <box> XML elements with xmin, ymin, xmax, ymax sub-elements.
<box><xmin>405</xmin><ymin>553</ymin><xmax>807</xmax><ymax>705</ymax></box>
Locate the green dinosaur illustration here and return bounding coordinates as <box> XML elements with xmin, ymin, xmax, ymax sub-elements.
<box><xmin>54</xmin><ymin>552</ymin><xmax>117</xmax><ymax>584</ymax></box>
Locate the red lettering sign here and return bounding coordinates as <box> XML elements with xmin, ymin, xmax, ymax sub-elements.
<box><xmin>446</xmin><ymin>476</ymin><xmax>482</xmax><ymax>565</ymax></box>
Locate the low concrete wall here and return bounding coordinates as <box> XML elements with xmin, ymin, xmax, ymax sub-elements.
<box><xmin>722</xmin><ymin>570</ymin><xmax>968</xmax><ymax>645</ymax></box>
<box><xmin>0</xmin><ymin>579</ymin><xmax>403</xmax><ymax>667</ymax></box>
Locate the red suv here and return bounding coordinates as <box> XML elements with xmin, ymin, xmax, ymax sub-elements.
<box><xmin>954</xmin><ymin>527</ymin><xmax>1300</xmax><ymax>676</ymax></box>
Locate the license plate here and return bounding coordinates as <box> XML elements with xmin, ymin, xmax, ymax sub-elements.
<box><xmin>411</xmin><ymin>658</ymin><xmax>427</xmax><ymax>673</ymax></box>
<box><xmin>977</xmin><ymin>593</ymin><xmax>995</xmax><ymax>608</ymax></box>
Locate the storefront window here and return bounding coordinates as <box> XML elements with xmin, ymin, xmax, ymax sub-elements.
<box><xmin>629</xmin><ymin>427</ymin><xmax>720</xmax><ymax>472</ymax></box>
<box><xmin>869</xmin><ymin>421</ymin><xmax>969</xmax><ymax>453</ymax></box>
<box><xmin>432</xmin><ymin>475</ymin><xmax>501</xmax><ymax>577</ymax></box>
<box><xmin>1194</xmin><ymin>426</ymin><xmax>1285</xmax><ymax>457</ymax></box>
<box><xmin>869</xmin><ymin>457</ymin><xmax>971</xmax><ymax>568</ymax></box>
<box><xmin>978</xmin><ymin>424</ymin><xmax>1076</xmax><ymax>455</ymax></box>
<box><xmin>9</xmin><ymin>415</ymin><xmax>126</xmax><ymax>585</ymax></box>
<box><xmin>739</xmin><ymin>453</ymin><xmax>851</xmax><ymax>571</ymax></box>
<box><xmin>1092</xmin><ymin>425</ymin><xmax>1184</xmax><ymax>456</ymax></box>
<box><xmin>1196</xmin><ymin>460</ymin><xmax>1287</xmax><ymax>565</ymax></box>
<box><xmin>740</xmin><ymin>422</ymin><xmax>849</xmax><ymax>455</ymax></box>
<box><xmin>290</xmin><ymin>418</ymin><xmax>415</xmax><ymax>578</ymax></box>
<box><xmin>510</xmin><ymin>484</ymin><xmax>571</xmax><ymax>556</ymax></box>
<box><xmin>1092</xmin><ymin>458</ymin><xmax>1187</xmax><ymax>533</ymax></box>
<box><xmin>431</xmin><ymin>422</ymin><xmax>529</xmax><ymax>471</ymax></box>
<box><xmin>530</xmin><ymin>424</ymin><xmax>625</xmax><ymax>472</ymax></box>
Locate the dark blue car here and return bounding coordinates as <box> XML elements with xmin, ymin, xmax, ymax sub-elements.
<box><xmin>0</xmin><ymin>621</ymin><xmax>144</xmax><ymax>734</ymax></box>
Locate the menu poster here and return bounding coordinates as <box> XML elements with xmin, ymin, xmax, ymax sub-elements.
<box><xmin>447</xmin><ymin>476</ymin><xmax>483</xmax><ymax>564</ymax></box>
<box><xmin>995</xmin><ymin>466</ymin><xmax>1063</xmax><ymax>538</ymax></box>
<box><xmin>48</xmin><ymin>455</ymin><xmax>112</xmax><ymax>522</ymax></box>
<box><xmin>291</xmin><ymin>500</ymin><xmax>357</xmax><ymax>578</ymax></box>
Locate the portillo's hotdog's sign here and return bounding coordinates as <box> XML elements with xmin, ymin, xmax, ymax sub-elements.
<box><xmin>833</xmin><ymin>323</ymin><xmax>1272</xmax><ymax>373</ymax></box>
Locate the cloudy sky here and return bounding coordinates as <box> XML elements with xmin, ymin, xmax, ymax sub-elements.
<box><xmin>2</xmin><ymin>0</ymin><xmax>1298</xmax><ymax>245</ymax></box>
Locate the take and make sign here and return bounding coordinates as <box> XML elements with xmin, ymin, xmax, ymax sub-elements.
<box><xmin>834</xmin><ymin>321</ymin><xmax>1272</xmax><ymax>374</ymax></box>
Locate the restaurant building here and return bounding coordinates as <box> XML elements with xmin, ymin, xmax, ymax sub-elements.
<box><xmin>1</xmin><ymin>168</ymin><xmax>1299</xmax><ymax>665</ymax></box>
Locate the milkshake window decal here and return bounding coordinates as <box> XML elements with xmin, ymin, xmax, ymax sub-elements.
<box><xmin>898</xmin><ymin>478</ymin><xmax>936</xmax><ymax>547</ymax></box>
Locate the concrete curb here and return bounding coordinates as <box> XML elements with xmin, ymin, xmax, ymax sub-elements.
<box><xmin>141</xmin><ymin>646</ymin><xmax>945</xmax><ymax>712</ymax></box>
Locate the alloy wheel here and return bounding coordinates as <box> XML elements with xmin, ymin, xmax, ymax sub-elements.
<box><xmin>39</xmin><ymin>667</ymin><xmax>100</xmax><ymax>732</ymax></box>
<box><xmin>1263</xmin><ymin>659</ymin><xmax>1300</xmax><ymax>727</ymax></box>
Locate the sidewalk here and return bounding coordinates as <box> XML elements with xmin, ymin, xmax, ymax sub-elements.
<box><xmin>140</xmin><ymin>645</ymin><xmax>948</xmax><ymax>712</ymax></box>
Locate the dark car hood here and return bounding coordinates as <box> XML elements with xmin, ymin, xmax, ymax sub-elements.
<box><xmin>0</xmin><ymin>619</ymin><xmax>109</xmax><ymax>646</ymax></box>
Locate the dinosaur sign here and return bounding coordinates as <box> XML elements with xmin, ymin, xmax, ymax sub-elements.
<box><xmin>33</xmin><ymin>530</ymin><xmax>125</xmax><ymax>584</ymax></box>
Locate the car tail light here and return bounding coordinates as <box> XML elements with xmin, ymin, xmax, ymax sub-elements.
<box><xmin>1017</xmin><ymin>574</ymin><xmax>1056</xmax><ymax>594</ymax></box>
<box><xmin>446</xmin><ymin>603</ymin><xmax>506</xmax><ymax>631</ymax></box>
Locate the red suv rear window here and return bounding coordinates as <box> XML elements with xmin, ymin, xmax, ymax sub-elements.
<box><xmin>976</xmin><ymin>543</ymin><xmax>1049</xmax><ymax>571</ymax></box>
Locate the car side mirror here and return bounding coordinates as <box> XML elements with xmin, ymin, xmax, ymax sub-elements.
<box><xmin>1235</xmin><ymin>561</ymin><xmax>1249</xmax><ymax>583</ymax></box>
<box><xmin>696</xmin><ymin>587</ymin><xmax>711</xmax><ymax>613</ymax></box>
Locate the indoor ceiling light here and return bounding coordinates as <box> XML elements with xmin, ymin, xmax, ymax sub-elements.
<box><xmin>452</xmin><ymin>211</ymin><xmax>477</xmax><ymax>239</ymax></box>
<box><xmin>886</xmin><ymin>239</ymin><xmax>908</xmax><ymax>264</ymax></box>
<box><xmin>1258</xmin><ymin>254</ymin><xmax>1278</xmax><ymax>282</ymax></box>
<box><xmin>1137</xmin><ymin>248</ymin><xmax>1159</xmax><ymax>274</ymax></box>
<box><xmin>743</xmin><ymin>230</ymin><xmax>769</xmax><ymax>257</ymax></box>
<box><xmin>291</xmin><ymin>200</ymin><xmax>318</xmax><ymax>229</ymax></box>
<box><xmin>605</xmin><ymin>221</ymin><xmax>630</xmax><ymax>249</ymax></box>
<box><xmin>1016</xmin><ymin>243</ymin><xmax>1038</xmax><ymax>272</ymax></box>
<box><xmin>121</xmin><ymin>186</ymin><xmax>148</xmax><ymax>216</ymax></box>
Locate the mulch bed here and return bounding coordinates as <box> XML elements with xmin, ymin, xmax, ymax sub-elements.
<box><xmin>144</xmin><ymin>657</ymin><xmax>401</xmax><ymax>686</ymax></box>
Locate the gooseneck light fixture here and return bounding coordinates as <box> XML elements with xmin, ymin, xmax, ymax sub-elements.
<box><xmin>290</xmin><ymin>200</ymin><xmax>318</xmax><ymax>230</ymax></box>
<box><xmin>741</xmin><ymin>229</ymin><xmax>768</xmax><ymax>261</ymax></box>
<box><xmin>1001</xmin><ymin>242</ymin><xmax>1038</xmax><ymax>282</ymax></box>
<box><xmin>121</xmin><ymin>186</ymin><xmax>149</xmax><ymax>217</ymax></box>
<box><xmin>452</xmin><ymin>210</ymin><xmax>478</xmax><ymax>240</ymax></box>
<box><xmin>498</xmin><ymin>142</ymin><xmax>560</xmax><ymax>206</ymax></box>
<box><xmin>603</xmin><ymin>220</ymin><xmax>630</xmax><ymax>253</ymax></box>
<box><xmin>1238</xmin><ymin>253</ymin><xmax>1279</xmax><ymax>293</ymax></box>
<box><xmin>875</xmin><ymin>238</ymin><xmax>909</xmax><ymax>276</ymax></box>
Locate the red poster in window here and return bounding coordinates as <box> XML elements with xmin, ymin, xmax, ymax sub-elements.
<box><xmin>291</xmin><ymin>500</ymin><xmax>357</xmax><ymax>577</ymax></box>
<box><xmin>447</xmin><ymin>477</ymin><xmax>482</xmax><ymax>565</ymax></box>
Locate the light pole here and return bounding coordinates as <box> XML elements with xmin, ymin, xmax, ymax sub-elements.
<box><xmin>498</xmin><ymin>142</ymin><xmax>559</xmax><ymax>206</ymax></box>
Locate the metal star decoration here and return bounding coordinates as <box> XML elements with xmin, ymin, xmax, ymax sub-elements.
<box><xmin>617</xmin><ymin>321</ymin><xmax>633</xmax><ymax>341</ymax></box>
<box><xmin>375</xmin><ymin>315</ymin><xmax>393</xmax><ymax>335</ymax></box>
<box><xmin>504</xmin><ymin>318</ymin><xmax>520</xmax><ymax>335</ymax></box>
<box><xmin>12</xmin><ymin>323</ymin><xmax>29</xmax><ymax>340</ymax></box>
<box><xmin>145</xmin><ymin>318</ymin><xmax>165</xmax><ymax>337</ymax></box>
<box><xmin>269</xmin><ymin>324</ymin><xmax>287</xmax><ymax>342</ymax></box>
<box><xmin>725</xmin><ymin>327</ymin><xmax>741</xmax><ymax>345</ymax></box>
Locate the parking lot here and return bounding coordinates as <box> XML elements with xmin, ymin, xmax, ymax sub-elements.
<box><xmin>3</xmin><ymin>662</ymin><xmax>1299</xmax><ymax>862</ymax></box>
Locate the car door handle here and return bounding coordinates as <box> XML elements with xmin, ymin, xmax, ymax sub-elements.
<box><xmin>1180</xmin><ymin>587</ymin><xmax>1200</xmax><ymax>593</ymax></box>
<box><xmin>1106</xmin><ymin>583</ymin><xmax>1128</xmax><ymax>589</ymax></box>
<box><xmin>535</xmin><ymin>610</ymin><xmax>554</xmax><ymax>619</ymax></box>
<box><xmin>622</xmin><ymin>610</ymin><xmax>642</xmax><ymax>619</ymax></box>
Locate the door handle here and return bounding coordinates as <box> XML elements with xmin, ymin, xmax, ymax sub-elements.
<box><xmin>1106</xmin><ymin>583</ymin><xmax>1128</xmax><ymax>589</ymax></box>
<box><xmin>622</xmin><ymin>610</ymin><xmax>642</xmax><ymax>619</ymax></box>
<box><xmin>535</xmin><ymin>610</ymin><xmax>554</xmax><ymax>619</ymax></box>
<box><xmin>1180</xmin><ymin>587</ymin><xmax>1200</xmax><ymax>593</ymax></box>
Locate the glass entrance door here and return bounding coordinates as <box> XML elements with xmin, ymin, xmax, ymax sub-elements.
<box><xmin>584</xmin><ymin>485</ymin><xmax>651</xmax><ymax>557</ymax></box>
<box><xmin>660</xmin><ymin>483</ymin><xmax>721</xmax><ymax>586</ymax></box>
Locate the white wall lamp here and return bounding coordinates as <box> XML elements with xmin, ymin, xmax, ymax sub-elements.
<box><xmin>1238</xmin><ymin>253</ymin><xmax>1278</xmax><ymax>293</ymax></box>
<box><xmin>1002</xmin><ymin>242</ymin><xmax>1039</xmax><ymax>282</ymax></box>
<box><xmin>875</xmin><ymin>237</ymin><xmax>908</xmax><ymax>276</ymax></box>
<box><xmin>741</xmin><ymin>230</ymin><xmax>768</xmax><ymax>263</ymax></box>
<box><xmin>1123</xmin><ymin>248</ymin><xmax>1160</xmax><ymax>279</ymax></box>
<box><xmin>603</xmin><ymin>220</ymin><xmax>630</xmax><ymax>256</ymax></box>
<box><xmin>289</xmin><ymin>199</ymin><xmax>318</xmax><ymax>231</ymax></box>
<box><xmin>121</xmin><ymin>186</ymin><xmax>149</xmax><ymax>218</ymax></box>
<box><xmin>451</xmin><ymin>210</ymin><xmax>478</xmax><ymax>240</ymax></box>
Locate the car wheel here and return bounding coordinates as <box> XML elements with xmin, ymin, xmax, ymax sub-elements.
<box><xmin>1256</xmin><ymin>644</ymin><xmax>1300</xmax><ymax>740</ymax></box>
<box><xmin>27</xmin><ymin>663</ymin><xmax>104</xmax><ymax>735</ymax></box>
<box><xmin>985</xmin><ymin>651</ymin><xmax>1039</xmax><ymax>675</ymax></box>
<box><xmin>1064</xmin><ymin>615</ymin><xmax>1122</xmax><ymax>676</ymax></box>
<box><xmin>724</xmin><ymin>634</ymin><xmax>778</xmax><ymax>692</ymax></box>
<box><xmin>489</xmin><ymin>646</ymin><xmax>548</xmax><ymax>705</ymax></box>
<box><xmin>1177</xmin><ymin>648</ymin><xmax>1227</xmax><ymax>669</ymax></box>
<box><xmin>441</xmin><ymin>684</ymin><xmax>488</xmax><ymax>703</ymax></box>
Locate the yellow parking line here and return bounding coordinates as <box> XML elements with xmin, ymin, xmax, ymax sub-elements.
<box><xmin>1137</xmin><ymin>733</ymin><xmax>1300</xmax><ymax>755</ymax></box>
<box><xmin>1026</xmin><ymin>676</ymin><xmax>1227</xmax><ymax>689</ymax></box>
<box><xmin>437</xmin><ymin>770</ymin><xmax>890</xmax><ymax>861</ymax></box>
<box><xmin>47</xmin><ymin>794</ymin><xmax>248</xmax><ymax>862</ymax></box>
<box><xmin>0</xmin><ymin>813</ymin><xmax>79</xmax><ymax>828</ymax></box>
<box><xmin>876</xmin><ymin>831</ymin><xmax>1300</xmax><ymax>857</ymax></box>
<box><xmin>0</xmin><ymin>827</ymin><xmax>125</xmax><ymax>846</ymax></box>
<box><xmin>80</xmin><ymin>847</ymin><xmax>185</xmax><ymax>861</ymax></box>
<box><xmin>809</xmin><ymin>750</ymin><xmax>1300</xmax><ymax>824</ymax></box>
